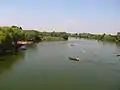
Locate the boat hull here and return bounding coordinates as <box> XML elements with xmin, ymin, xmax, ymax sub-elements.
<box><xmin>69</xmin><ymin>57</ymin><xmax>80</xmax><ymax>61</ymax></box>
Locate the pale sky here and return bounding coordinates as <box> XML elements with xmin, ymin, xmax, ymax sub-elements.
<box><xmin>0</xmin><ymin>0</ymin><xmax>120</xmax><ymax>34</ymax></box>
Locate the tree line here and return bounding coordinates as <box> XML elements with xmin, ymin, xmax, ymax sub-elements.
<box><xmin>0</xmin><ymin>25</ymin><xmax>120</xmax><ymax>54</ymax></box>
<box><xmin>70</xmin><ymin>33</ymin><xmax>120</xmax><ymax>42</ymax></box>
<box><xmin>0</xmin><ymin>26</ymin><xmax>69</xmax><ymax>53</ymax></box>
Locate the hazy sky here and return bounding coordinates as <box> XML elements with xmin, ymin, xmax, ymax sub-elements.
<box><xmin>0</xmin><ymin>0</ymin><xmax>120</xmax><ymax>34</ymax></box>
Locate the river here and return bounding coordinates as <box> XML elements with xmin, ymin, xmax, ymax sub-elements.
<box><xmin>0</xmin><ymin>38</ymin><xmax>120</xmax><ymax>90</ymax></box>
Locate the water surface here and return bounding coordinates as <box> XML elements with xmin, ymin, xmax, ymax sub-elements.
<box><xmin>0</xmin><ymin>38</ymin><xmax>120</xmax><ymax>90</ymax></box>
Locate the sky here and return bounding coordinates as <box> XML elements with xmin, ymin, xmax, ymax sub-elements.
<box><xmin>0</xmin><ymin>0</ymin><xmax>120</xmax><ymax>34</ymax></box>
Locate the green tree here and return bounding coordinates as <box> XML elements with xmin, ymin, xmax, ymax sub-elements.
<box><xmin>23</xmin><ymin>30</ymin><xmax>41</xmax><ymax>42</ymax></box>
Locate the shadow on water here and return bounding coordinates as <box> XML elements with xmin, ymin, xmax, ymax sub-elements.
<box><xmin>110</xmin><ymin>68</ymin><xmax>120</xmax><ymax>73</ymax></box>
<box><xmin>97</xmin><ymin>40</ymin><xmax>115</xmax><ymax>46</ymax></box>
<box><xmin>0</xmin><ymin>51</ymin><xmax>25</xmax><ymax>75</ymax></box>
<box><xmin>27</xmin><ymin>44</ymin><xmax>38</xmax><ymax>50</ymax></box>
<box><xmin>115</xmin><ymin>43</ymin><xmax>120</xmax><ymax>53</ymax></box>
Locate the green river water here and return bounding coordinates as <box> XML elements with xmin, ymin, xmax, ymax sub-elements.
<box><xmin>0</xmin><ymin>38</ymin><xmax>120</xmax><ymax>90</ymax></box>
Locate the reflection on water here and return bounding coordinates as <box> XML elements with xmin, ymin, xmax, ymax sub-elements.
<box><xmin>0</xmin><ymin>52</ymin><xmax>25</xmax><ymax>75</ymax></box>
<box><xmin>0</xmin><ymin>38</ymin><xmax>120</xmax><ymax>90</ymax></box>
<box><xmin>0</xmin><ymin>44</ymin><xmax>38</xmax><ymax>76</ymax></box>
<box><xmin>27</xmin><ymin>44</ymin><xmax>38</xmax><ymax>49</ymax></box>
<box><xmin>115</xmin><ymin>43</ymin><xmax>120</xmax><ymax>54</ymax></box>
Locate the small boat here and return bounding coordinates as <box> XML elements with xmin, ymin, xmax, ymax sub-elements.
<box><xmin>116</xmin><ymin>54</ymin><xmax>120</xmax><ymax>57</ymax></box>
<box><xmin>20</xmin><ymin>45</ymin><xmax>27</xmax><ymax>50</ymax></box>
<box><xmin>69</xmin><ymin>57</ymin><xmax>80</xmax><ymax>61</ymax></box>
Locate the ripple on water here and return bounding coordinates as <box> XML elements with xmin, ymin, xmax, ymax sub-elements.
<box><xmin>1</xmin><ymin>39</ymin><xmax>120</xmax><ymax>90</ymax></box>
<box><xmin>110</xmin><ymin>69</ymin><xmax>120</xmax><ymax>73</ymax></box>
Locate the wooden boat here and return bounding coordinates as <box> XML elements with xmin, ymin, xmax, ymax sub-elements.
<box><xmin>69</xmin><ymin>57</ymin><xmax>80</xmax><ymax>61</ymax></box>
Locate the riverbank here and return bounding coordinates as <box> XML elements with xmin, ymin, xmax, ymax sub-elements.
<box><xmin>0</xmin><ymin>26</ymin><xmax>69</xmax><ymax>55</ymax></box>
<box><xmin>0</xmin><ymin>37</ymin><xmax>67</xmax><ymax>55</ymax></box>
<box><xmin>42</xmin><ymin>36</ymin><xmax>65</xmax><ymax>41</ymax></box>
<box><xmin>70</xmin><ymin>33</ymin><xmax>120</xmax><ymax>43</ymax></box>
<box><xmin>17</xmin><ymin>41</ymin><xmax>35</xmax><ymax>45</ymax></box>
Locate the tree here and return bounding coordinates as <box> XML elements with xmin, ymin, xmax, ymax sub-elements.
<box><xmin>0</xmin><ymin>26</ymin><xmax>24</xmax><ymax>53</ymax></box>
<box><xmin>0</xmin><ymin>31</ymin><xmax>7</xmax><ymax>43</ymax></box>
<box><xmin>23</xmin><ymin>30</ymin><xmax>41</xmax><ymax>42</ymax></box>
<box><xmin>11</xmin><ymin>25</ymin><xmax>22</xmax><ymax>30</ymax></box>
<box><xmin>19</xmin><ymin>27</ymin><xmax>22</xmax><ymax>30</ymax></box>
<box><xmin>62</xmin><ymin>33</ymin><xmax>69</xmax><ymax>40</ymax></box>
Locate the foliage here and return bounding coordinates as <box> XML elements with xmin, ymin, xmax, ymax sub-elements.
<box><xmin>42</xmin><ymin>36</ymin><xmax>64</xmax><ymax>41</ymax></box>
<box><xmin>0</xmin><ymin>26</ymin><xmax>23</xmax><ymax>44</ymax></box>
<box><xmin>0</xmin><ymin>25</ymin><xmax>120</xmax><ymax>54</ymax></box>
<box><xmin>0</xmin><ymin>26</ymin><xmax>69</xmax><ymax>53</ymax></box>
<box><xmin>35</xmin><ymin>31</ymin><xmax>69</xmax><ymax>40</ymax></box>
<box><xmin>70</xmin><ymin>32</ymin><xmax>120</xmax><ymax>42</ymax></box>
<box><xmin>62</xmin><ymin>34</ymin><xmax>68</xmax><ymax>40</ymax></box>
<box><xmin>23</xmin><ymin>30</ymin><xmax>41</xmax><ymax>42</ymax></box>
<box><xmin>0</xmin><ymin>31</ymin><xmax>6</xmax><ymax>43</ymax></box>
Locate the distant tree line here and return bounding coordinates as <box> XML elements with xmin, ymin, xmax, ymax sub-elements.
<box><xmin>70</xmin><ymin>33</ymin><xmax>120</xmax><ymax>42</ymax></box>
<box><xmin>1</xmin><ymin>25</ymin><xmax>120</xmax><ymax>54</ymax></box>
